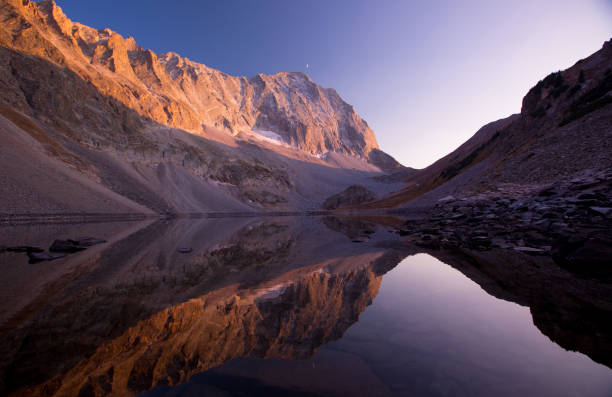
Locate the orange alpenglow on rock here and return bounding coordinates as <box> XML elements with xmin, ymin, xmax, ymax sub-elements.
<box><xmin>0</xmin><ymin>0</ymin><xmax>404</xmax><ymax>214</ymax></box>
<box><xmin>1</xmin><ymin>0</ymin><xmax>382</xmax><ymax>159</ymax></box>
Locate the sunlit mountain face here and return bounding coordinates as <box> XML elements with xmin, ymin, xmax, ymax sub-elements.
<box><xmin>0</xmin><ymin>0</ymin><xmax>405</xmax><ymax>216</ymax></box>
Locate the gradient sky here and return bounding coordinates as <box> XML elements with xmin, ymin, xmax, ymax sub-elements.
<box><xmin>54</xmin><ymin>0</ymin><xmax>612</xmax><ymax>168</ymax></box>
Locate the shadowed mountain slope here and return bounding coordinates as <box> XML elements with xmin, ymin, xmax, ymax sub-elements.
<box><xmin>366</xmin><ymin>39</ymin><xmax>612</xmax><ymax>208</ymax></box>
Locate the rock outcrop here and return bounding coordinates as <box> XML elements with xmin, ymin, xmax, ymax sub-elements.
<box><xmin>323</xmin><ymin>185</ymin><xmax>377</xmax><ymax>210</ymax></box>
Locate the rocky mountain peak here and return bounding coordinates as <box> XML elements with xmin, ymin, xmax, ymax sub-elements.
<box><xmin>0</xmin><ymin>0</ymin><xmax>398</xmax><ymax>167</ymax></box>
<box><xmin>36</xmin><ymin>0</ymin><xmax>73</xmax><ymax>37</ymax></box>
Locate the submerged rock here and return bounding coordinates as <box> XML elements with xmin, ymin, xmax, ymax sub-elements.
<box><xmin>49</xmin><ymin>240</ymin><xmax>87</xmax><ymax>253</ymax></box>
<box><xmin>6</xmin><ymin>246</ymin><xmax>44</xmax><ymax>253</ymax></box>
<box><xmin>27</xmin><ymin>251</ymin><xmax>67</xmax><ymax>264</ymax></box>
<box><xmin>67</xmin><ymin>237</ymin><xmax>106</xmax><ymax>247</ymax></box>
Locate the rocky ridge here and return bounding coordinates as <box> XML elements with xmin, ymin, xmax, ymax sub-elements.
<box><xmin>367</xmin><ymin>39</ymin><xmax>612</xmax><ymax>208</ymax></box>
<box><xmin>0</xmin><ymin>0</ymin><xmax>385</xmax><ymax>162</ymax></box>
<box><xmin>0</xmin><ymin>0</ymin><xmax>405</xmax><ymax>214</ymax></box>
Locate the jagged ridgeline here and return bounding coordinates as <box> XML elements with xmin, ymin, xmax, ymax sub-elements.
<box><xmin>0</xmin><ymin>0</ymin><xmax>403</xmax><ymax>214</ymax></box>
<box><xmin>1</xmin><ymin>0</ymin><xmax>383</xmax><ymax>156</ymax></box>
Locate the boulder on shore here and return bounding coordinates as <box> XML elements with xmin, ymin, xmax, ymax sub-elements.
<box><xmin>322</xmin><ymin>185</ymin><xmax>376</xmax><ymax>210</ymax></box>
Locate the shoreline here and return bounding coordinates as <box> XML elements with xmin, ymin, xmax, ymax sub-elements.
<box><xmin>0</xmin><ymin>210</ymin><xmax>345</xmax><ymax>225</ymax></box>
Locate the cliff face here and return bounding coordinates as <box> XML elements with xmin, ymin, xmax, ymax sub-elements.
<box><xmin>0</xmin><ymin>0</ymin><xmax>404</xmax><ymax>213</ymax></box>
<box><xmin>0</xmin><ymin>0</ymin><xmax>380</xmax><ymax>159</ymax></box>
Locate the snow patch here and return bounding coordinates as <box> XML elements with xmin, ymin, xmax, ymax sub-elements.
<box><xmin>249</xmin><ymin>129</ymin><xmax>286</xmax><ymax>146</ymax></box>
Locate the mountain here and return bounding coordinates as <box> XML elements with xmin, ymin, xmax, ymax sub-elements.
<box><xmin>0</xmin><ymin>0</ymin><xmax>403</xmax><ymax>215</ymax></box>
<box><xmin>367</xmin><ymin>39</ymin><xmax>612</xmax><ymax>208</ymax></box>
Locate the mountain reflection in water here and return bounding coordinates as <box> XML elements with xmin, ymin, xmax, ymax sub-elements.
<box><xmin>0</xmin><ymin>216</ymin><xmax>611</xmax><ymax>396</ymax></box>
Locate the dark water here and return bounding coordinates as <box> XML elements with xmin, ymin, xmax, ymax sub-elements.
<box><xmin>1</xmin><ymin>217</ymin><xmax>611</xmax><ymax>396</ymax></box>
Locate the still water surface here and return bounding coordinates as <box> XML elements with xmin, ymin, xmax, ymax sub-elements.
<box><xmin>0</xmin><ymin>217</ymin><xmax>610</xmax><ymax>396</ymax></box>
<box><xmin>146</xmin><ymin>254</ymin><xmax>612</xmax><ymax>397</ymax></box>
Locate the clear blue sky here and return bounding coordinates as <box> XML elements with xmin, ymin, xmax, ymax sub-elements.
<box><xmin>54</xmin><ymin>0</ymin><xmax>612</xmax><ymax>168</ymax></box>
